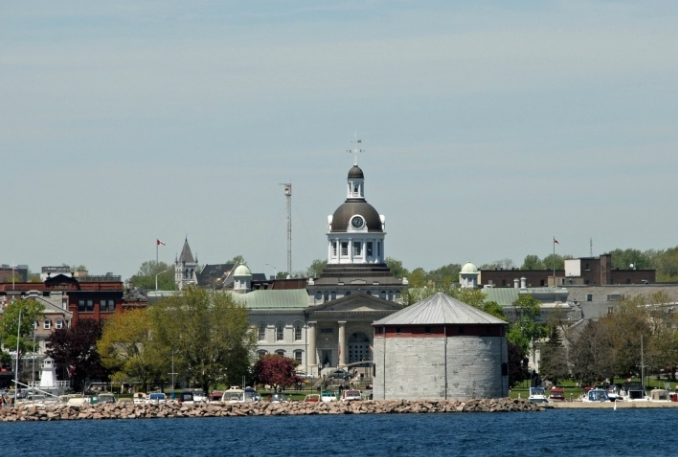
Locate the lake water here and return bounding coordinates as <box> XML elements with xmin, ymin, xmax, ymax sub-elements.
<box><xmin>2</xmin><ymin>409</ymin><xmax>677</xmax><ymax>456</ymax></box>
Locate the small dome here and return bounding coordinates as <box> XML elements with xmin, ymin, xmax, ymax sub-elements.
<box><xmin>233</xmin><ymin>265</ymin><xmax>251</xmax><ymax>277</ymax></box>
<box><xmin>348</xmin><ymin>165</ymin><xmax>364</xmax><ymax>179</ymax></box>
<box><xmin>461</xmin><ymin>262</ymin><xmax>478</xmax><ymax>274</ymax></box>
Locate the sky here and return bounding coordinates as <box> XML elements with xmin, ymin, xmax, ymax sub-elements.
<box><xmin>2</xmin><ymin>1</ymin><xmax>677</xmax><ymax>280</ymax></box>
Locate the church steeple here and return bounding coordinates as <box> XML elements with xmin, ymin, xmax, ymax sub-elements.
<box><xmin>175</xmin><ymin>237</ymin><xmax>198</xmax><ymax>290</ymax></box>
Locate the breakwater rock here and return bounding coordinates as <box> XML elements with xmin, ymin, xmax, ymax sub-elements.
<box><xmin>0</xmin><ymin>398</ymin><xmax>542</xmax><ymax>422</ymax></box>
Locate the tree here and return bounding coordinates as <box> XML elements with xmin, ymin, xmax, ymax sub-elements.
<box><xmin>46</xmin><ymin>319</ymin><xmax>109</xmax><ymax>391</ymax></box>
<box><xmin>654</xmin><ymin>246</ymin><xmax>678</xmax><ymax>281</ymax></box>
<box><xmin>97</xmin><ymin>309</ymin><xmax>162</xmax><ymax>392</ymax></box>
<box><xmin>252</xmin><ymin>354</ymin><xmax>299</xmax><ymax>390</ymax></box>
<box><xmin>609</xmin><ymin>248</ymin><xmax>653</xmax><ymax>271</ymax></box>
<box><xmin>148</xmin><ymin>287</ymin><xmax>256</xmax><ymax>393</ymax></box>
<box><xmin>227</xmin><ymin>255</ymin><xmax>248</xmax><ymax>266</ymax></box>
<box><xmin>385</xmin><ymin>257</ymin><xmax>409</xmax><ymax>279</ymax></box>
<box><xmin>307</xmin><ymin>259</ymin><xmax>328</xmax><ymax>278</ymax></box>
<box><xmin>542</xmin><ymin>254</ymin><xmax>564</xmax><ymax>271</ymax></box>
<box><xmin>521</xmin><ymin>255</ymin><xmax>545</xmax><ymax>270</ymax></box>
<box><xmin>507</xmin><ymin>341</ymin><xmax>529</xmax><ymax>388</ymax></box>
<box><xmin>408</xmin><ymin>268</ymin><xmax>427</xmax><ymax>288</ymax></box>
<box><xmin>427</xmin><ymin>263</ymin><xmax>461</xmax><ymax>289</ymax></box>
<box><xmin>538</xmin><ymin>325</ymin><xmax>570</xmax><ymax>385</ymax></box>
<box><xmin>568</xmin><ymin>320</ymin><xmax>613</xmax><ymax>386</ymax></box>
<box><xmin>129</xmin><ymin>261</ymin><xmax>176</xmax><ymax>291</ymax></box>
<box><xmin>508</xmin><ymin>294</ymin><xmax>546</xmax><ymax>354</ymax></box>
<box><xmin>0</xmin><ymin>298</ymin><xmax>45</xmax><ymax>378</ymax></box>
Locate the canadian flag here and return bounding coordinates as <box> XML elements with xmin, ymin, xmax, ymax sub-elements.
<box><xmin>157</xmin><ymin>239</ymin><xmax>166</xmax><ymax>246</ymax></box>
<box><xmin>553</xmin><ymin>237</ymin><xmax>559</xmax><ymax>244</ymax></box>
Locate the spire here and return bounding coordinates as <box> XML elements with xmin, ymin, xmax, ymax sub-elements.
<box><xmin>346</xmin><ymin>135</ymin><xmax>364</xmax><ymax>165</ymax></box>
<box><xmin>179</xmin><ymin>237</ymin><xmax>195</xmax><ymax>264</ymax></box>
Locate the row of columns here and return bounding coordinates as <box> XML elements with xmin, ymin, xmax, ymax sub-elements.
<box><xmin>307</xmin><ymin>321</ymin><xmax>347</xmax><ymax>368</ymax></box>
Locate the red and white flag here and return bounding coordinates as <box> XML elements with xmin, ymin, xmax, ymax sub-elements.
<box><xmin>157</xmin><ymin>239</ymin><xmax>166</xmax><ymax>246</ymax></box>
<box><xmin>553</xmin><ymin>237</ymin><xmax>559</xmax><ymax>244</ymax></box>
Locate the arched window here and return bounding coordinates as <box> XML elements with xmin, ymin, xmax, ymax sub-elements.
<box><xmin>294</xmin><ymin>322</ymin><xmax>303</xmax><ymax>341</ymax></box>
<box><xmin>275</xmin><ymin>350</ymin><xmax>286</xmax><ymax>357</ymax></box>
<box><xmin>276</xmin><ymin>322</ymin><xmax>285</xmax><ymax>341</ymax></box>
<box><xmin>380</xmin><ymin>290</ymin><xmax>386</xmax><ymax>299</ymax></box>
<box><xmin>258</xmin><ymin>322</ymin><xmax>267</xmax><ymax>341</ymax></box>
<box><xmin>257</xmin><ymin>350</ymin><xmax>267</xmax><ymax>358</ymax></box>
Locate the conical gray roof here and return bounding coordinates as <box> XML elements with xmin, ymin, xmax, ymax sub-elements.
<box><xmin>373</xmin><ymin>292</ymin><xmax>507</xmax><ymax>326</ymax></box>
<box><xmin>179</xmin><ymin>238</ymin><xmax>195</xmax><ymax>264</ymax></box>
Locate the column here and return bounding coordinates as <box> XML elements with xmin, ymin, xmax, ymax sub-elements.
<box><xmin>307</xmin><ymin>321</ymin><xmax>317</xmax><ymax>369</ymax></box>
<box><xmin>338</xmin><ymin>321</ymin><xmax>347</xmax><ymax>367</ymax></box>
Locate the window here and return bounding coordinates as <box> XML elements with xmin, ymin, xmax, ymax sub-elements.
<box><xmin>585</xmin><ymin>263</ymin><xmax>591</xmax><ymax>272</ymax></box>
<box><xmin>108</xmin><ymin>300</ymin><xmax>115</xmax><ymax>311</ymax></box>
<box><xmin>33</xmin><ymin>320</ymin><xmax>38</xmax><ymax>330</ymax></box>
<box><xmin>258</xmin><ymin>323</ymin><xmax>267</xmax><ymax>341</ymax></box>
<box><xmin>56</xmin><ymin>319</ymin><xmax>64</xmax><ymax>329</ymax></box>
<box><xmin>367</xmin><ymin>242</ymin><xmax>373</xmax><ymax>257</ymax></box>
<box><xmin>294</xmin><ymin>322</ymin><xmax>303</xmax><ymax>341</ymax></box>
<box><xmin>100</xmin><ymin>299</ymin><xmax>106</xmax><ymax>312</ymax></box>
<box><xmin>44</xmin><ymin>319</ymin><xmax>52</xmax><ymax>330</ymax></box>
<box><xmin>294</xmin><ymin>350</ymin><xmax>303</xmax><ymax>364</ymax></box>
<box><xmin>78</xmin><ymin>300</ymin><xmax>85</xmax><ymax>312</ymax></box>
<box><xmin>353</xmin><ymin>242</ymin><xmax>362</xmax><ymax>256</ymax></box>
<box><xmin>608</xmin><ymin>306</ymin><xmax>615</xmax><ymax>314</ymax></box>
<box><xmin>275</xmin><ymin>350</ymin><xmax>285</xmax><ymax>357</ymax></box>
<box><xmin>86</xmin><ymin>300</ymin><xmax>94</xmax><ymax>312</ymax></box>
<box><xmin>586</xmin><ymin>294</ymin><xmax>593</xmax><ymax>302</ymax></box>
<box><xmin>332</xmin><ymin>242</ymin><xmax>337</xmax><ymax>256</ymax></box>
<box><xmin>341</xmin><ymin>242</ymin><xmax>348</xmax><ymax>256</ymax></box>
<box><xmin>424</xmin><ymin>326</ymin><xmax>431</xmax><ymax>334</ymax></box>
<box><xmin>276</xmin><ymin>322</ymin><xmax>285</xmax><ymax>341</ymax></box>
<box><xmin>257</xmin><ymin>350</ymin><xmax>267</xmax><ymax>358</ymax></box>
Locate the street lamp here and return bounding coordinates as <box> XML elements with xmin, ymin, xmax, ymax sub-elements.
<box><xmin>266</xmin><ymin>264</ymin><xmax>277</xmax><ymax>280</ymax></box>
<box><xmin>168</xmin><ymin>350</ymin><xmax>178</xmax><ymax>400</ymax></box>
<box><xmin>14</xmin><ymin>309</ymin><xmax>22</xmax><ymax>393</ymax></box>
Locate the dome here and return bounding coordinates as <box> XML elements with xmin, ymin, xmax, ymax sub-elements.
<box><xmin>461</xmin><ymin>262</ymin><xmax>478</xmax><ymax>274</ymax></box>
<box><xmin>233</xmin><ymin>265</ymin><xmax>252</xmax><ymax>277</ymax></box>
<box><xmin>330</xmin><ymin>201</ymin><xmax>382</xmax><ymax>232</ymax></box>
<box><xmin>348</xmin><ymin>165</ymin><xmax>364</xmax><ymax>179</ymax></box>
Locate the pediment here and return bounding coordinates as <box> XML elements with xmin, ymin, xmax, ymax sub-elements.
<box><xmin>308</xmin><ymin>292</ymin><xmax>403</xmax><ymax>315</ymax></box>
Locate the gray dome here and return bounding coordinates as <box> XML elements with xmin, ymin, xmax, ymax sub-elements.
<box><xmin>331</xmin><ymin>201</ymin><xmax>382</xmax><ymax>232</ymax></box>
<box><xmin>348</xmin><ymin>165</ymin><xmax>364</xmax><ymax>179</ymax></box>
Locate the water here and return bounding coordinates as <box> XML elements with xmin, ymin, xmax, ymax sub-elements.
<box><xmin>2</xmin><ymin>409</ymin><xmax>677</xmax><ymax>456</ymax></box>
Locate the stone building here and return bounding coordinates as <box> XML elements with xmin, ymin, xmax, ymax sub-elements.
<box><xmin>372</xmin><ymin>292</ymin><xmax>508</xmax><ymax>401</ymax></box>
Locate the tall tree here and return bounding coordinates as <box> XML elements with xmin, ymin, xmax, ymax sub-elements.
<box><xmin>538</xmin><ymin>325</ymin><xmax>569</xmax><ymax>385</ymax></box>
<box><xmin>521</xmin><ymin>255</ymin><xmax>545</xmax><ymax>270</ymax></box>
<box><xmin>385</xmin><ymin>257</ymin><xmax>409</xmax><ymax>279</ymax></box>
<box><xmin>0</xmin><ymin>298</ymin><xmax>45</xmax><ymax>378</ymax></box>
<box><xmin>306</xmin><ymin>259</ymin><xmax>328</xmax><ymax>278</ymax></box>
<box><xmin>542</xmin><ymin>254</ymin><xmax>564</xmax><ymax>271</ymax></box>
<box><xmin>129</xmin><ymin>261</ymin><xmax>176</xmax><ymax>291</ymax></box>
<box><xmin>609</xmin><ymin>248</ymin><xmax>653</xmax><ymax>271</ymax></box>
<box><xmin>97</xmin><ymin>309</ymin><xmax>162</xmax><ymax>392</ymax></box>
<box><xmin>46</xmin><ymin>319</ymin><xmax>108</xmax><ymax>391</ymax></box>
<box><xmin>148</xmin><ymin>287</ymin><xmax>256</xmax><ymax>393</ymax></box>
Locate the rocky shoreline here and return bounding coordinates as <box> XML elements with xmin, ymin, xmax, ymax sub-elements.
<box><xmin>0</xmin><ymin>398</ymin><xmax>542</xmax><ymax>422</ymax></box>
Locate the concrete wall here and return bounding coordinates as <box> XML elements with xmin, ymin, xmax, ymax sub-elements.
<box><xmin>373</xmin><ymin>335</ymin><xmax>508</xmax><ymax>400</ymax></box>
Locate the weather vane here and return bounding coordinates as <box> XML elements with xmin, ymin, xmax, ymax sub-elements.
<box><xmin>346</xmin><ymin>135</ymin><xmax>364</xmax><ymax>165</ymax></box>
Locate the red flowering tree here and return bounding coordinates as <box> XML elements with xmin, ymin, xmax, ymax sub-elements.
<box><xmin>252</xmin><ymin>355</ymin><xmax>299</xmax><ymax>391</ymax></box>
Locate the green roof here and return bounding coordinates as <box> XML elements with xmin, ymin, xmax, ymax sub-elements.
<box><xmin>228</xmin><ymin>289</ymin><xmax>308</xmax><ymax>310</ymax></box>
<box><xmin>482</xmin><ymin>288</ymin><xmax>519</xmax><ymax>307</ymax></box>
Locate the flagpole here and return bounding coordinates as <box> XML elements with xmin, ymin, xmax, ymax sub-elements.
<box><xmin>552</xmin><ymin>236</ymin><xmax>556</xmax><ymax>286</ymax></box>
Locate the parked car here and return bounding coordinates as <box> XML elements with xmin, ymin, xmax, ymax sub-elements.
<box><xmin>97</xmin><ymin>393</ymin><xmax>117</xmax><ymax>405</ymax></box>
<box><xmin>340</xmin><ymin>389</ymin><xmax>362</xmax><ymax>402</ymax></box>
<box><xmin>133</xmin><ymin>393</ymin><xmax>148</xmax><ymax>405</ymax></box>
<box><xmin>295</xmin><ymin>370</ymin><xmax>314</xmax><ymax>379</ymax></box>
<box><xmin>304</xmin><ymin>394</ymin><xmax>321</xmax><ymax>403</ymax></box>
<box><xmin>328</xmin><ymin>369</ymin><xmax>353</xmax><ymax>380</ymax></box>
<box><xmin>321</xmin><ymin>391</ymin><xmax>337</xmax><ymax>402</ymax></box>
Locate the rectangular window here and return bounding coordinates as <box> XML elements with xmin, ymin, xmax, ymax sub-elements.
<box><xmin>353</xmin><ymin>242</ymin><xmax>362</xmax><ymax>256</ymax></box>
<box><xmin>86</xmin><ymin>300</ymin><xmax>94</xmax><ymax>311</ymax></box>
<box><xmin>367</xmin><ymin>242</ymin><xmax>373</xmax><ymax>257</ymax></box>
<box><xmin>78</xmin><ymin>300</ymin><xmax>86</xmax><ymax>312</ymax></box>
<box><xmin>608</xmin><ymin>306</ymin><xmax>615</xmax><ymax>314</ymax></box>
<box><xmin>332</xmin><ymin>242</ymin><xmax>337</xmax><ymax>256</ymax></box>
<box><xmin>586</xmin><ymin>294</ymin><xmax>593</xmax><ymax>302</ymax></box>
<box><xmin>44</xmin><ymin>319</ymin><xmax>51</xmax><ymax>330</ymax></box>
<box><xmin>108</xmin><ymin>300</ymin><xmax>115</xmax><ymax>311</ymax></box>
<box><xmin>100</xmin><ymin>299</ymin><xmax>106</xmax><ymax>312</ymax></box>
<box><xmin>33</xmin><ymin>320</ymin><xmax>38</xmax><ymax>330</ymax></box>
<box><xmin>294</xmin><ymin>351</ymin><xmax>303</xmax><ymax>364</ymax></box>
<box><xmin>341</xmin><ymin>242</ymin><xmax>348</xmax><ymax>256</ymax></box>
<box><xmin>56</xmin><ymin>319</ymin><xmax>63</xmax><ymax>329</ymax></box>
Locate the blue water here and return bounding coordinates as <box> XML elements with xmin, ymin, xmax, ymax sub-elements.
<box><xmin>2</xmin><ymin>409</ymin><xmax>677</xmax><ymax>456</ymax></box>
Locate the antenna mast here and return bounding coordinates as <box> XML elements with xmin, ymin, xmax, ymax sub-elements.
<box><xmin>281</xmin><ymin>183</ymin><xmax>292</xmax><ymax>277</ymax></box>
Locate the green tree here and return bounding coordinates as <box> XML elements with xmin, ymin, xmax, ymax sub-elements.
<box><xmin>542</xmin><ymin>254</ymin><xmax>564</xmax><ymax>271</ymax></box>
<box><xmin>408</xmin><ymin>268</ymin><xmax>427</xmax><ymax>288</ymax></box>
<box><xmin>97</xmin><ymin>309</ymin><xmax>162</xmax><ymax>392</ymax></box>
<box><xmin>427</xmin><ymin>263</ymin><xmax>461</xmax><ymax>289</ymax></box>
<box><xmin>0</xmin><ymin>298</ymin><xmax>45</xmax><ymax>384</ymax></box>
<box><xmin>654</xmin><ymin>246</ymin><xmax>678</xmax><ymax>281</ymax></box>
<box><xmin>521</xmin><ymin>255</ymin><xmax>545</xmax><ymax>270</ymax></box>
<box><xmin>227</xmin><ymin>255</ymin><xmax>248</xmax><ymax>266</ymax></box>
<box><xmin>508</xmin><ymin>295</ymin><xmax>546</xmax><ymax>354</ymax></box>
<box><xmin>129</xmin><ymin>261</ymin><xmax>176</xmax><ymax>291</ymax></box>
<box><xmin>385</xmin><ymin>257</ymin><xmax>409</xmax><ymax>279</ymax></box>
<box><xmin>609</xmin><ymin>248</ymin><xmax>653</xmax><ymax>271</ymax></box>
<box><xmin>538</xmin><ymin>325</ymin><xmax>569</xmax><ymax>385</ymax></box>
<box><xmin>148</xmin><ymin>287</ymin><xmax>256</xmax><ymax>393</ymax></box>
<box><xmin>306</xmin><ymin>259</ymin><xmax>328</xmax><ymax>278</ymax></box>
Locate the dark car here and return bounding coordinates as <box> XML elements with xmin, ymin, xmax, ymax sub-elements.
<box><xmin>328</xmin><ymin>369</ymin><xmax>353</xmax><ymax>380</ymax></box>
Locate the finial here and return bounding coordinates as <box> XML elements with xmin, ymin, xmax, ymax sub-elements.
<box><xmin>346</xmin><ymin>134</ymin><xmax>364</xmax><ymax>165</ymax></box>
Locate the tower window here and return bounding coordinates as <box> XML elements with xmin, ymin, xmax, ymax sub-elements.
<box><xmin>367</xmin><ymin>242</ymin><xmax>373</xmax><ymax>257</ymax></box>
<box><xmin>353</xmin><ymin>242</ymin><xmax>362</xmax><ymax>256</ymax></box>
<box><xmin>341</xmin><ymin>242</ymin><xmax>348</xmax><ymax>256</ymax></box>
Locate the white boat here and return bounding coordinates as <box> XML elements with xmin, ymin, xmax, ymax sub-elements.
<box><xmin>649</xmin><ymin>389</ymin><xmax>671</xmax><ymax>402</ymax></box>
<box><xmin>528</xmin><ymin>387</ymin><xmax>548</xmax><ymax>404</ymax></box>
<box><xmin>581</xmin><ymin>389</ymin><xmax>611</xmax><ymax>402</ymax></box>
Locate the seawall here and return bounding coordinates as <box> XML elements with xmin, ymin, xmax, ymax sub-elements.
<box><xmin>0</xmin><ymin>398</ymin><xmax>541</xmax><ymax>422</ymax></box>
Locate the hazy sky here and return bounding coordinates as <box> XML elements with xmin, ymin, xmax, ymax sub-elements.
<box><xmin>2</xmin><ymin>1</ymin><xmax>677</xmax><ymax>280</ymax></box>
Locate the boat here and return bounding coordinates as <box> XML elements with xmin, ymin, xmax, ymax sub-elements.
<box><xmin>528</xmin><ymin>387</ymin><xmax>548</xmax><ymax>404</ymax></box>
<box><xmin>220</xmin><ymin>386</ymin><xmax>260</xmax><ymax>403</ymax></box>
<box><xmin>649</xmin><ymin>389</ymin><xmax>671</xmax><ymax>402</ymax></box>
<box><xmin>581</xmin><ymin>388</ymin><xmax>611</xmax><ymax>402</ymax></box>
<box><xmin>619</xmin><ymin>382</ymin><xmax>648</xmax><ymax>402</ymax></box>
